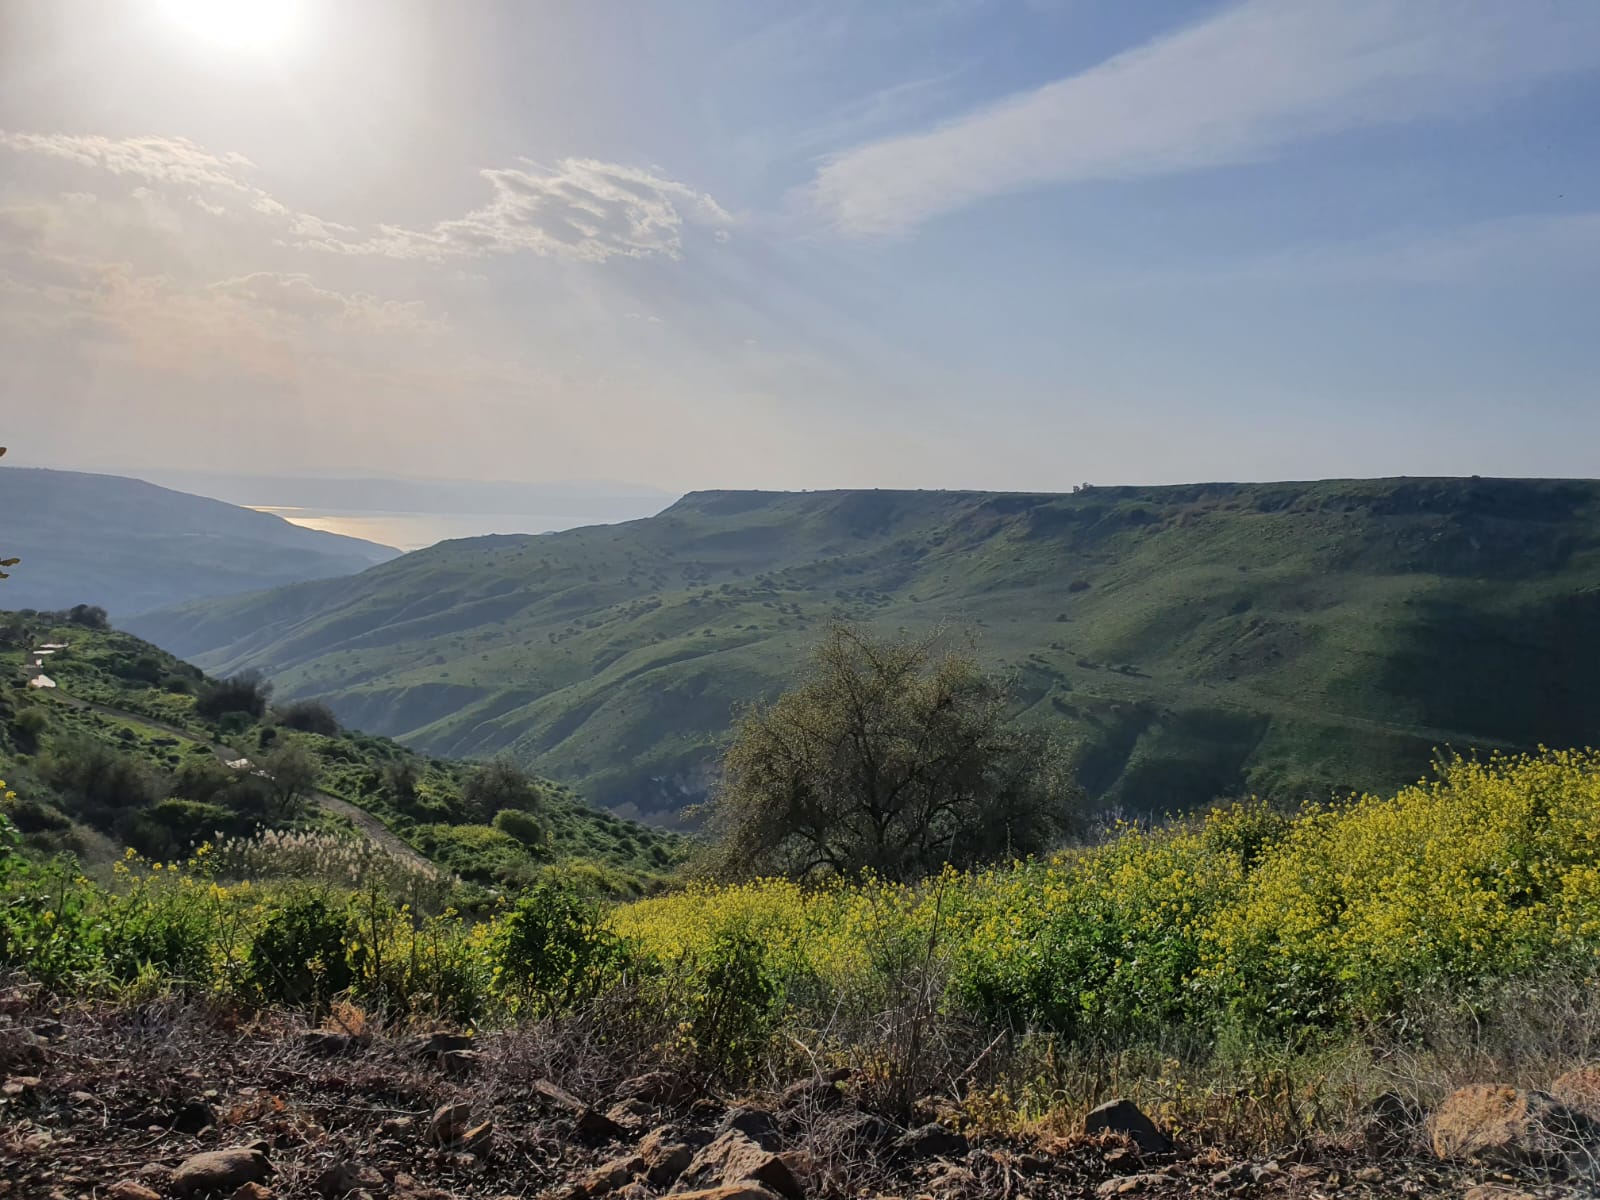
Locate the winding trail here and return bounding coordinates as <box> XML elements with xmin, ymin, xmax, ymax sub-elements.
<box><xmin>43</xmin><ymin>691</ymin><xmax>438</xmax><ymax>874</ymax></box>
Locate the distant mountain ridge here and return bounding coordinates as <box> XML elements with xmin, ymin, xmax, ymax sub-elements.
<box><xmin>1</xmin><ymin>467</ymin><xmax>399</xmax><ymax>616</ymax></box>
<box><xmin>127</xmin><ymin>477</ymin><xmax>1600</xmax><ymax>823</ymax></box>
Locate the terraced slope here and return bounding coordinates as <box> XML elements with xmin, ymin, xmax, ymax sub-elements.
<box><xmin>127</xmin><ymin>478</ymin><xmax>1600</xmax><ymax>822</ymax></box>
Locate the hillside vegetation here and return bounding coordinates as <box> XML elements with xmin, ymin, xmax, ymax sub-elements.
<box><xmin>0</xmin><ymin>466</ymin><xmax>398</xmax><ymax>615</ymax></box>
<box><xmin>0</xmin><ymin>613</ymin><xmax>682</xmax><ymax>892</ymax></box>
<box><xmin>130</xmin><ymin>478</ymin><xmax>1600</xmax><ymax>822</ymax></box>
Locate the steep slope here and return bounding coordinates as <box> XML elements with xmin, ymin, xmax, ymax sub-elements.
<box><xmin>127</xmin><ymin>479</ymin><xmax>1600</xmax><ymax>822</ymax></box>
<box><xmin>0</xmin><ymin>467</ymin><xmax>398</xmax><ymax>615</ymax></box>
<box><xmin>0</xmin><ymin>613</ymin><xmax>683</xmax><ymax>887</ymax></box>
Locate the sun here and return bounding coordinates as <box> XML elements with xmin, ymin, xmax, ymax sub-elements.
<box><xmin>159</xmin><ymin>0</ymin><xmax>301</xmax><ymax>51</ymax></box>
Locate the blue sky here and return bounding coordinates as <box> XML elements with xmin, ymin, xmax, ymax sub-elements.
<box><xmin>2</xmin><ymin>0</ymin><xmax>1598</xmax><ymax>491</ymax></box>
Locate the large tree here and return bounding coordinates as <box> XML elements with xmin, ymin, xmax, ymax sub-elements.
<box><xmin>705</xmin><ymin>625</ymin><xmax>1083</xmax><ymax>882</ymax></box>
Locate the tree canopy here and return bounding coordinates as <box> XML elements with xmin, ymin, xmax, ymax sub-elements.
<box><xmin>705</xmin><ymin>625</ymin><xmax>1083</xmax><ymax>882</ymax></box>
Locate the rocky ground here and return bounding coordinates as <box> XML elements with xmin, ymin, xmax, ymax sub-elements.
<box><xmin>0</xmin><ymin>985</ymin><xmax>1593</xmax><ymax>1200</ymax></box>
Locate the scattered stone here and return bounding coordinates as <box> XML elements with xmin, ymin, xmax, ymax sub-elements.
<box><xmin>1463</xmin><ymin>1186</ymin><xmax>1538</xmax><ymax>1200</ymax></box>
<box><xmin>1084</xmin><ymin>1099</ymin><xmax>1173</xmax><ymax>1155</ymax></box>
<box><xmin>582</xmin><ymin>1153</ymin><xmax>645</xmax><ymax>1197</ymax></box>
<box><xmin>2</xmin><ymin>1074</ymin><xmax>41</xmax><ymax>1097</ymax></box>
<box><xmin>664</xmin><ymin>1188</ymin><xmax>781</xmax><ymax>1200</ymax></box>
<box><xmin>301</xmin><ymin>1031</ymin><xmax>357</xmax><ymax>1056</ymax></box>
<box><xmin>427</xmin><ymin>1102</ymin><xmax>474</xmax><ymax>1147</ymax></box>
<box><xmin>576</xmin><ymin>1106</ymin><xmax>628</xmax><ymax>1143</ymax></box>
<box><xmin>440</xmin><ymin>1048</ymin><xmax>482</xmax><ymax>1077</ymax></box>
<box><xmin>607</xmin><ymin>1097</ymin><xmax>655</xmax><ymax>1129</ymax></box>
<box><xmin>1249</xmin><ymin>1161</ymin><xmax>1282</xmax><ymax>1182</ymax></box>
<box><xmin>680</xmin><ymin>1130</ymin><xmax>805</xmax><ymax>1200</ymax></box>
<box><xmin>229</xmin><ymin>1186</ymin><xmax>273</xmax><ymax>1200</ymax></box>
<box><xmin>173</xmin><ymin>1098</ymin><xmax>219</xmax><ymax>1135</ymax></box>
<box><xmin>614</xmin><ymin>1070</ymin><xmax>694</xmax><ymax>1105</ymax></box>
<box><xmin>639</xmin><ymin>1127</ymin><xmax>698</xmax><ymax>1186</ymax></box>
<box><xmin>1551</xmin><ymin>1066</ymin><xmax>1600</xmax><ymax>1118</ymax></box>
<box><xmin>413</xmin><ymin>1031</ymin><xmax>475</xmax><ymax>1057</ymax></box>
<box><xmin>780</xmin><ymin>1075</ymin><xmax>845</xmax><ymax>1110</ymax></box>
<box><xmin>1429</xmin><ymin>1085</ymin><xmax>1591</xmax><ymax>1166</ymax></box>
<box><xmin>1095</xmin><ymin>1174</ymin><xmax>1170</xmax><ymax>1197</ymax></box>
<box><xmin>721</xmin><ymin>1105</ymin><xmax>782</xmax><ymax>1148</ymax></box>
<box><xmin>107</xmin><ymin>1183</ymin><xmax>161</xmax><ymax>1200</ymax></box>
<box><xmin>532</xmin><ymin>1078</ymin><xmax>588</xmax><ymax>1113</ymax></box>
<box><xmin>316</xmin><ymin>1161</ymin><xmax>384</xmax><ymax>1198</ymax></box>
<box><xmin>892</xmin><ymin>1122</ymin><xmax>968</xmax><ymax>1161</ymax></box>
<box><xmin>382</xmin><ymin>1115</ymin><xmax>415</xmax><ymax>1135</ymax></box>
<box><xmin>1353</xmin><ymin>1165</ymin><xmax>1385</xmax><ymax>1183</ymax></box>
<box><xmin>170</xmin><ymin>1146</ymin><xmax>274</xmax><ymax>1199</ymax></box>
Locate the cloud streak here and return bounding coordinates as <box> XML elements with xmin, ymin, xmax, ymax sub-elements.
<box><xmin>0</xmin><ymin>132</ymin><xmax>727</xmax><ymax>264</ymax></box>
<box><xmin>808</xmin><ymin>0</ymin><xmax>1600</xmax><ymax>235</ymax></box>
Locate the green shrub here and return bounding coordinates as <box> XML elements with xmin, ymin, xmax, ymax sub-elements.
<box><xmin>242</xmin><ymin>890</ymin><xmax>353</xmax><ymax>1010</ymax></box>
<box><xmin>672</xmin><ymin>925</ymin><xmax>783</xmax><ymax>1080</ymax></box>
<box><xmin>489</xmin><ymin>883</ymin><xmax>628</xmax><ymax>1017</ymax></box>
<box><xmin>492</xmin><ymin>807</ymin><xmax>544</xmax><ymax>846</ymax></box>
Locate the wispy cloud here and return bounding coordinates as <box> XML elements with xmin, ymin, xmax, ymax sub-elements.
<box><xmin>0</xmin><ymin>132</ymin><xmax>727</xmax><ymax>264</ymax></box>
<box><xmin>326</xmin><ymin>159</ymin><xmax>731</xmax><ymax>263</ymax></box>
<box><xmin>808</xmin><ymin>0</ymin><xmax>1600</xmax><ymax>235</ymax></box>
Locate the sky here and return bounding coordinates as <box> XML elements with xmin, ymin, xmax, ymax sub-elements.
<box><xmin>2</xmin><ymin>0</ymin><xmax>1599</xmax><ymax>493</ymax></box>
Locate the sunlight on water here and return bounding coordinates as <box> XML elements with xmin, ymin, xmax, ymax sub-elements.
<box><xmin>248</xmin><ymin>507</ymin><xmax>584</xmax><ymax>550</ymax></box>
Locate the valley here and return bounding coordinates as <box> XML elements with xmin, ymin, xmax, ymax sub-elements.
<box><xmin>127</xmin><ymin>477</ymin><xmax>1600</xmax><ymax>823</ymax></box>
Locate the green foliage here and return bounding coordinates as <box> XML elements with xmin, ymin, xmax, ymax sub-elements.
<box><xmin>488</xmin><ymin>883</ymin><xmax>629</xmax><ymax>1017</ymax></box>
<box><xmin>196</xmin><ymin>671</ymin><xmax>273</xmax><ymax>721</ymax></box>
<box><xmin>493</xmin><ymin>807</ymin><xmax>545</xmax><ymax>846</ymax></box>
<box><xmin>462</xmin><ymin>757</ymin><xmax>543</xmax><ymax>822</ymax></box>
<box><xmin>277</xmin><ymin>699</ymin><xmax>340</xmax><ymax>736</ymax></box>
<box><xmin>243</xmin><ymin>890</ymin><xmax>354</xmax><ymax>1010</ymax></box>
<box><xmin>669</xmin><ymin>924</ymin><xmax>784</xmax><ymax>1079</ymax></box>
<box><xmin>708</xmin><ymin>624</ymin><xmax>1082</xmax><ymax>881</ymax></box>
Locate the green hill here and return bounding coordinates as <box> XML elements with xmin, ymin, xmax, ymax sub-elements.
<box><xmin>125</xmin><ymin>478</ymin><xmax>1600</xmax><ymax>823</ymax></box>
<box><xmin>0</xmin><ymin>613</ymin><xmax>683</xmax><ymax>890</ymax></box>
<box><xmin>0</xmin><ymin>467</ymin><xmax>399</xmax><ymax>615</ymax></box>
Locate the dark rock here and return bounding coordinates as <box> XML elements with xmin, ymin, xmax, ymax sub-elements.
<box><xmin>439</xmin><ymin>1049</ymin><xmax>481</xmax><ymax>1077</ymax></box>
<box><xmin>614</xmin><ymin>1069</ymin><xmax>694</xmax><ymax>1105</ymax></box>
<box><xmin>576</xmin><ymin>1106</ymin><xmax>628</xmax><ymax>1143</ymax></box>
<box><xmin>720</xmin><ymin>1106</ymin><xmax>782</xmax><ymax>1149</ymax></box>
<box><xmin>301</xmin><ymin>1030</ymin><xmax>358</xmax><ymax>1056</ymax></box>
<box><xmin>106</xmin><ymin>1183</ymin><xmax>161</xmax><ymax>1200</ymax></box>
<box><xmin>1084</xmin><ymin>1099</ymin><xmax>1172</xmax><ymax>1155</ymax></box>
<box><xmin>172</xmin><ymin>1099</ymin><xmax>218</xmax><ymax>1135</ymax></box>
<box><xmin>606</xmin><ymin>1097</ymin><xmax>655</xmax><ymax>1131</ymax></box>
<box><xmin>780</xmin><ymin>1076</ymin><xmax>845</xmax><ymax>1110</ymax></box>
<box><xmin>892</xmin><ymin>1122</ymin><xmax>968</xmax><ymax>1161</ymax></box>
<box><xmin>413</xmin><ymin>1031</ymin><xmax>475</xmax><ymax>1057</ymax></box>
<box><xmin>531</xmin><ymin>1078</ymin><xmax>588</xmax><ymax>1113</ymax></box>
<box><xmin>680</xmin><ymin>1131</ymin><xmax>805</xmax><ymax>1200</ymax></box>
<box><xmin>316</xmin><ymin>1161</ymin><xmax>385</xmax><ymax>1198</ymax></box>
<box><xmin>639</xmin><ymin>1125</ymin><xmax>706</xmax><ymax>1186</ymax></box>
<box><xmin>169</xmin><ymin>1146</ymin><xmax>273</xmax><ymax>1198</ymax></box>
<box><xmin>582</xmin><ymin>1153</ymin><xmax>645</xmax><ymax>1197</ymax></box>
<box><xmin>427</xmin><ymin>1102</ymin><xmax>473</xmax><ymax>1147</ymax></box>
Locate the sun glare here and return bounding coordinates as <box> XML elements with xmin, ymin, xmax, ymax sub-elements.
<box><xmin>160</xmin><ymin>0</ymin><xmax>301</xmax><ymax>51</ymax></box>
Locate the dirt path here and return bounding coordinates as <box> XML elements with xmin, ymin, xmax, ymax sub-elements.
<box><xmin>43</xmin><ymin>692</ymin><xmax>439</xmax><ymax>874</ymax></box>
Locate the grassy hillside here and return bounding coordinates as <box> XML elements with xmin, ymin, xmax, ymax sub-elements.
<box><xmin>0</xmin><ymin>613</ymin><xmax>683</xmax><ymax>891</ymax></box>
<box><xmin>127</xmin><ymin>478</ymin><xmax>1600</xmax><ymax>822</ymax></box>
<box><xmin>0</xmin><ymin>466</ymin><xmax>399</xmax><ymax>615</ymax></box>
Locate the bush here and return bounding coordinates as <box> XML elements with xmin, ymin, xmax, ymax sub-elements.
<box><xmin>671</xmin><ymin>925</ymin><xmax>784</xmax><ymax>1080</ymax></box>
<box><xmin>243</xmin><ymin>890</ymin><xmax>353</xmax><ymax>1010</ymax></box>
<box><xmin>492</xmin><ymin>807</ymin><xmax>545</xmax><ymax>847</ymax></box>
<box><xmin>461</xmin><ymin>758</ymin><xmax>543</xmax><ymax>822</ymax></box>
<box><xmin>489</xmin><ymin>883</ymin><xmax>628</xmax><ymax>1017</ymax></box>
<box><xmin>196</xmin><ymin>671</ymin><xmax>273</xmax><ymax>721</ymax></box>
<box><xmin>277</xmin><ymin>699</ymin><xmax>340</xmax><ymax>736</ymax></box>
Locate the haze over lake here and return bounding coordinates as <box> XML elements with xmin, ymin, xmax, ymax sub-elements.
<box><xmin>246</xmin><ymin>506</ymin><xmax>655</xmax><ymax>551</ymax></box>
